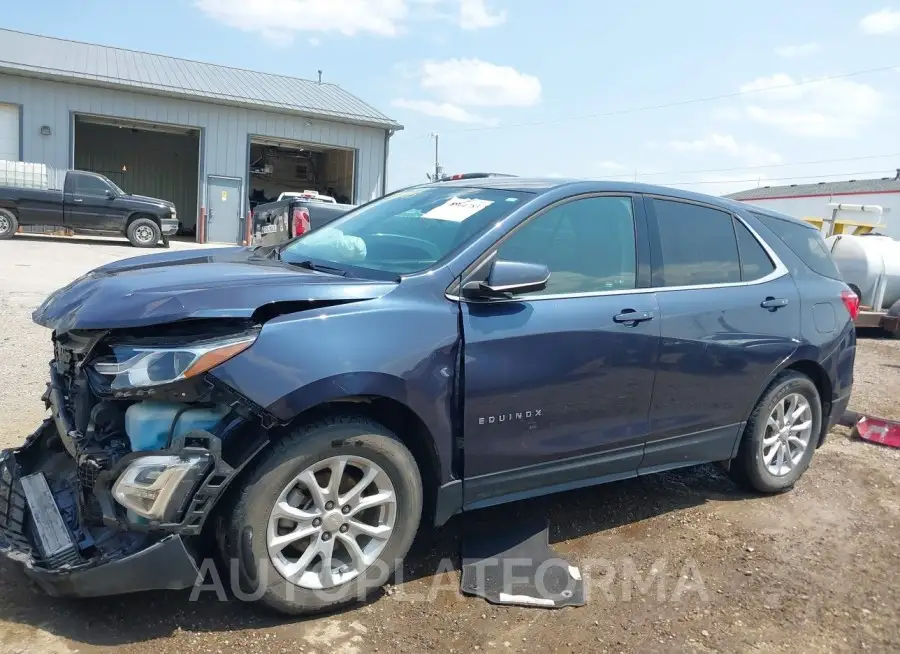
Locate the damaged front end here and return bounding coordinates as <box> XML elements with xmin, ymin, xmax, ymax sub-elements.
<box><xmin>0</xmin><ymin>321</ymin><xmax>273</xmax><ymax>597</ymax></box>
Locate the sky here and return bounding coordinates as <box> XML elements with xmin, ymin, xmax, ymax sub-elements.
<box><xmin>5</xmin><ymin>1</ymin><xmax>900</xmax><ymax>195</ymax></box>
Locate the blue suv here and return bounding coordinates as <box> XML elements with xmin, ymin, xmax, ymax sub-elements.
<box><xmin>0</xmin><ymin>177</ymin><xmax>856</xmax><ymax>615</ymax></box>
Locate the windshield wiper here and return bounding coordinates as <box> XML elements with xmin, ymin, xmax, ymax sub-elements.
<box><xmin>290</xmin><ymin>260</ymin><xmax>349</xmax><ymax>276</ymax></box>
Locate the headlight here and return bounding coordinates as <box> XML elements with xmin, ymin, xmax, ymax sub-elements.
<box><xmin>113</xmin><ymin>454</ymin><xmax>210</xmax><ymax>522</ymax></box>
<box><xmin>92</xmin><ymin>334</ymin><xmax>255</xmax><ymax>390</ymax></box>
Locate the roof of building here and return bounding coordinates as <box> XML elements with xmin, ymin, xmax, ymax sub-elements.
<box><xmin>726</xmin><ymin>173</ymin><xmax>900</xmax><ymax>201</ymax></box>
<box><xmin>0</xmin><ymin>28</ymin><xmax>400</xmax><ymax>130</ymax></box>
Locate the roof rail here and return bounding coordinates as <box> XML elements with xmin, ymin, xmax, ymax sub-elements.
<box><xmin>436</xmin><ymin>172</ymin><xmax>518</xmax><ymax>181</ymax></box>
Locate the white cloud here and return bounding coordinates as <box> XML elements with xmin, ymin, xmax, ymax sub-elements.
<box><xmin>859</xmin><ymin>8</ymin><xmax>900</xmax><ymax>34</ymax></box>
<box><xmin>727</xmin><ymin>73</ymin><xmax>885</xmax><ymax>137</ymax></box>
<box><xmin>664</xmin><ymin>133</ymin><xmax>782</xmax><ymax>165</ymax></box>
<box><xmin>391</xmin><ymin>98</ymin><xmax>490</xmax><ymax>123</ymax></box>
<box><xmin>308</xmin><ymin>37</ymin><xmax>321</xmax><ymax>46</ymax></box>
<box><xmin>195</xmin><ymin>0</ymin><xmax>507</xmax><ymax>44</ymax></box>
<box><xmin>458</xmin><ymin>0</ymin><xmax>507</xmax><ymax>29</ymax></box>
<box><xmin>774</xmin><ymin>42</ymin><xmax>821</xmax><ymax>57</ymax></box>
<box><xmin>417</xmin><ymin>58</ymin><xmax>542</xmax><ymax>107</ymax></box>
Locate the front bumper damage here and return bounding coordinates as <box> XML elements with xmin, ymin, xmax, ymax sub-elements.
<box><xmin>0</xmin><ymin>422</ymin><xmax>206</xmax><ymax>597</ymax></box>
<box><xmin>0</xmin><ymin>366</ymin><xmax>269</xmax><ymax>598</ymax></box>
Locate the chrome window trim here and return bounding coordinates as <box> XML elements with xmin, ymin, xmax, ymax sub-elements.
<box><xmin>445</xmin><ymin>194</ymin><xmax>788</xmax><ymax>303</ymax></box>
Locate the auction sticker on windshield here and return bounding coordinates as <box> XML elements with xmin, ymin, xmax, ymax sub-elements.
<box><xmin>423</xmin><ymin>197</ymin><xmax>494</xmax><ymax>222</ymax></box>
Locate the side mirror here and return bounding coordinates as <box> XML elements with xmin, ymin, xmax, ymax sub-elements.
<box><xmin>105</xmin><ymin>189</ymin><xmax>116</xmax><ymax>199</ymax></box>
<box><xmin>463</xmin><ymin>259</ymin><xmax>550</xmax><ymax>298</ymax></box>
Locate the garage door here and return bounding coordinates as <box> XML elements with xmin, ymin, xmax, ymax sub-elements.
<box><xmin>0</xmin><ymin>104</ymin><xmax>19</xmax><ymax>161</ymax></box>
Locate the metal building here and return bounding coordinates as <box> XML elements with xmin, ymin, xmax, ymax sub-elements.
<box><xmin>727</xmin><ymin>172</ymin><xmax>900</xmax><ymax>240</ymax></box>
<box><xmin>0</xmin><ymin>28</ymin><xmax>401</xmax><ymax>243</ymax></box>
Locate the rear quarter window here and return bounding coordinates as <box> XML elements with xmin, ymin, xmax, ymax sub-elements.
<box><xmin>750</xmin><ymin>212</ymin><xmax>842</xmax><ymax>280</ymax></box>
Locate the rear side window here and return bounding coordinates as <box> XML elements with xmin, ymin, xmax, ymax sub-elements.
<box><xmin>733</xmin><ymin>218</ymin><xmax>775</xmax><ymax>281</ymax></box>
<box><xmin>750</xmin><ymin>212</ymin><xmax>842</xmax><ymax>280</ymax></box>
<box><xmin>652</xmin><ymin>199</ymin><xmax>740</xmax><ymax>287</ymax></box>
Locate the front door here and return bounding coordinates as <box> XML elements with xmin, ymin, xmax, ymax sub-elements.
<box><xmin>64</xmin><ymin>173</ymin><xmax>126</xmax><ymax>232</ymax></box>
<box><xmin>461</xmin><ymin>194</ymin><xmax>660</xmax><ymax>508</ymax></box>
<box><xmin>207</xmin><ymin>176</ymin><xmax>243</xmax><ymax>243</ymax></box>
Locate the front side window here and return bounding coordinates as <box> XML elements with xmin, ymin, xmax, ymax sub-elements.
<box><xmin>75</xmin><ymin>174</ymin><xmax>114</xmax><ymax>197</ymax></box>
<box><xmin>279</xmin><ymin>186</ymin><xmax>531</xmax><ymax>276</ymax></box>
<box><xmin>494</xmin><ymin>196</ymin><xmax>637</xmax><ymax>296</ymax></box>
<box><xmin>652</xmin><ymin>199</ymin><xmax>740</xmax><ymax>287</ymax></box>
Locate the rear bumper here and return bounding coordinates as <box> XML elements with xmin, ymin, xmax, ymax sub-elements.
<box><xmin>160</xmin><ymin>218</ymin><xmax>180</xmax><ymax>236</ymax></box>
<box><xmin>0</xmin><ymin>425</ymin><xmax>200</xmax><ymax>598</ymax></box>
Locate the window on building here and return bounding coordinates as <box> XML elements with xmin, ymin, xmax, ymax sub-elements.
<box><xmin>652</xmin><ymin>199</ymin><xmax>741</xmax><ymax>287</ymax></box>
<box><xmin>734</xmin><ymin>218</ymin><xmax>776</xmax><ymax>281</ymax></box>
<box><xmin>495</xmin><ymin>196</ymin><xmax>637</xmax><ymax>296</ymax></box>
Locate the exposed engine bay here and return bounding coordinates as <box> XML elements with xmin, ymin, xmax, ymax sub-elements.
<box><xmin>0</xmin><ymin>320</ymin><xmax>273</xmax><ymax>597</ymax></box>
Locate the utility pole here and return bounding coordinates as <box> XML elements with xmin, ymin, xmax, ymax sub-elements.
<box><xmin>428</xmin><ymin>132</ymin><xmax>442</xmax><ymax>181</ymax></box>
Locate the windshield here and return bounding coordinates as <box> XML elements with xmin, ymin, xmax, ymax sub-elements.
<box><xmin>279</xmin><ymin>186</ymin><xmax>532</xmax><ymax>275</ymax></box>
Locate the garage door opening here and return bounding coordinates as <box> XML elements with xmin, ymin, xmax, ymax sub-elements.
<box><xmin>248</xmin><ymin>138</ymin><xmax>355</xmax><ymax>210</ymax></box>
<box><xmin>74</xmin><ymin>115</ymin><xmax>200</xmax><ymax>238</ymax></box>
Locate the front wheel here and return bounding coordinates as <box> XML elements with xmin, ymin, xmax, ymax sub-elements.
<box><xmin>126</xmin><ymin>217</ymin><xmax>161</xmax><ymax>248</ymax></box>
<box><xmin>729</xmin><ymin>371</ymin><xmax>822</xmax><ymax>493</ymax></box>
<box><xmin>223</xmin><ymin>416</ymin><xmax>423</xmax><ymax>615</ymax></box>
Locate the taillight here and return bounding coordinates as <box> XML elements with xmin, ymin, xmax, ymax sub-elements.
<box><xmin>841</xmin><ymin>289</ymin><xmax>860</xmax><ymax>320</ymax></box>
<box><xmin>292</xmin><ymin>207</ymin><xmax>310</xmax><ymax>236</ymax></box>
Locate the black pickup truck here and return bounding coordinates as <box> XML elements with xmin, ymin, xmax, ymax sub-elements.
<box><xmin>0</xmin><ymin>170</ymin><xmax>179</xmax><ymax>248</ymax></box>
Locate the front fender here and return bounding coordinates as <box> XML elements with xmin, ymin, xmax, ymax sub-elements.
<box><xmin>209</xmin><ymin>278</ymin><xmax>460</xmax><ymax>482</ymax></box>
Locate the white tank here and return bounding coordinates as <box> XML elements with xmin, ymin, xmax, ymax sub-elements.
<box><xmin>826</xmin><ymin>234</ymin><xmax>900</xmax><ymax>309</ymax></box>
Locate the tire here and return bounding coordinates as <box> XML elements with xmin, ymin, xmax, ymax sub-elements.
<box><xmin>729</xmin><ymin>371</ymin><xmax>822</xmax><ymax>493</ymax></box>
<box><xmin>0</xmin><ymin>208</ymin><xmax>18</xmax><ymax>240</ymax></box>
<box><xmin>223</xmin><ymin>416</ymin><xmax>423</xmax><ymax>615</ymax></box>
<box><xmin>126</xmin><ymin>217</ymin><xmax>161</xmax><ymax>248</ymax></box>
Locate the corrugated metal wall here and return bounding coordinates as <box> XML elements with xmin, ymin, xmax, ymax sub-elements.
<box><xmin>74</xmin><ymin>121</ymin><xmax>199</xmax><ymax>230</ymax></box>
<box><xmin>0</xmin><ymin>72</ymin><xmax>388</xmax><ymax>242</ymax></box>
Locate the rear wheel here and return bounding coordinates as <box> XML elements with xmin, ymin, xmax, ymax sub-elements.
<box><xmin>223</xmin><ymin>416</ymin><xmax>423</xmax><ymax>615</ymax></box>
<box><xmin>126</xmin><ymin>217</ymin><xmax>161</xmax><ymax>247</ymax></box>
<box><xmin>730</xmin><ymin>371</ymin><xmax>822</xmax><ymax>493</ymax></box>
<box><xmin>0</xmin><ymin>208</ymin><xmax>18</xmax><ymax>240</ymax></box>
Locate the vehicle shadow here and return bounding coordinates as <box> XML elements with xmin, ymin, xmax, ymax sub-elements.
<box><xmin>0</xmin><ymin>464</ymin><xmax>751</xmax><ymax>647</ymax></box>
<box><xmin>12</xmin><ymin>234</ymin><xmax>139</xmax><ymax>248</ymax></box>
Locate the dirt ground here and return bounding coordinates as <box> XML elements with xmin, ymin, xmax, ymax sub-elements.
<box><xmin>0</xmin><ymin>235</ymin><xmax>898</xmax><ymax>654</ymax></box>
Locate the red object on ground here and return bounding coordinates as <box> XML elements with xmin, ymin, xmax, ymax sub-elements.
<box><xmin>855</xmin><ymin>416</ymin><xmax>900</xmax><ymax>448</ymax></box>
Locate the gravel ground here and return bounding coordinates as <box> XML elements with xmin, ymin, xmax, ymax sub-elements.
<box><xmin>0</xmin><ymin>235</ymin><xmax>898</xmax><ymax>654</ymax></box>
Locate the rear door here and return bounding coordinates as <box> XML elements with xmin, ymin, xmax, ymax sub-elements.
<box><xmin>64</xmin><ymin>172</ymin><xmax>125</xmax><ymax>232</ymax></box>
<box><xmin>460</xmin><ymin>194</ymin><xmax>661</xmax><ymax>507</ymax></box>
<box><xmin>641</xmin><ymin>195</ymin><xmax>800</xmax><ymax>473</ymax></box>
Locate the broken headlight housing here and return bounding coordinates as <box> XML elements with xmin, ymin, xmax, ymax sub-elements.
<box><xmin>91</xmin><ymin>335</ymin><xmax>256</xmax><ymax>390</ymax></box>
<box><xmin>112</xmin><ymin>454</ymin><xmax>210</xmax><ymax>522</ymax></box>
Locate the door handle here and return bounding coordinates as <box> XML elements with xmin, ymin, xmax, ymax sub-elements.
<box><xmin>613</xmin><ymin>309</ymin><xmax>655</xmax><ymax>324</ymax></box>
<box><xmin>71</xmin><ymin>197</ymin><xmax>83</xmax><ymax>203</ymax></box>
<box><xmin>761</xmin><ymin>297</ymin><xmax>788</xmax><ymax>311</ymax></box>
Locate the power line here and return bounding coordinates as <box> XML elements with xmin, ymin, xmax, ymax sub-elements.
<box><xmin>603</xmin><ymin>152</ymin><xmax>900</xmax><ymax>180</ymax></box>
<box><xmin>668</xmin><ymin>169</ymin><xmax>897</xmax><ymax>187</ymax></box>
<box><xmin>392</xmin><ymin>63</ymin><xmax>899</xmax><ymax>140</ymax></box>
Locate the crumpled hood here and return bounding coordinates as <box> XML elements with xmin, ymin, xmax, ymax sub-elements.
<box><xmin>33</xmin><ymin>246</ymin><xmax>396</xmax><ymax>332</ymax></box>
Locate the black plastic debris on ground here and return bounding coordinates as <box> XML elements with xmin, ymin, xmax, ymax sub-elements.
<box><xmin>460</xmin><ymin>517</ymin><xmax>585</xmax><ymax>608</ymax></box>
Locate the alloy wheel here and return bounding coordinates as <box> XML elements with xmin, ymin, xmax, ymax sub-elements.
<box><xmin>266</xmin><ymin>455</ymin><xmax>397</xmax><ymax>590</ymax></box>
<box><xmin>762</xmin><ymin>392</ymin><xmax>814</xmax><ymax>477</ymax></box>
